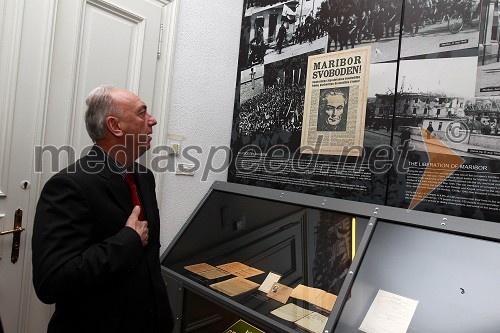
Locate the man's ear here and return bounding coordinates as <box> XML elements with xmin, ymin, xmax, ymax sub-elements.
<box><xmin>105</xmin><ymin>115</ymin><xmax>124</xmax><ymax>137</ymax></box>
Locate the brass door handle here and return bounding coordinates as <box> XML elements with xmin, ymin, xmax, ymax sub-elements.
<box><xmin>0</xmin><ymin>227</ymin><xmax>25</xmax><ymax>236</ymax></box>
<box><xmin>0</xmin><ymin>208</ymin><xmax>24</xmax><ymax>263</ymax></box>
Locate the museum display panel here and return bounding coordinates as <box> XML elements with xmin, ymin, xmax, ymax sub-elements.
<box><xmin>160</xmin><ymin>181</ymin><xmax>372</xmax><ymax>333</ymax></box>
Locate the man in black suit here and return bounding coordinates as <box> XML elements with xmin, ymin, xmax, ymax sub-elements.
<box><xmin>32</xmin><ymin>85</ymin><xmax>174</xmax><ymax>333</ymax></box>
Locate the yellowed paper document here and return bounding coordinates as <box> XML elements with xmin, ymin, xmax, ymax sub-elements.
<box><xmin>217</xmin><ymin>261</ymin><xmax>264</xmax><ymax>278</ymax></box>
<box><xmin>209</xmin><ymin>277</ymin><xmax>259</xmax><ymax>297</ymax></box>
<box><xmin>290</xmin><ymin>284</ymin><xmax>325</xmax><ymax>302</ymax></box>
<box><xmin>300</xmin><ymin>47</ymin><xmax>371</xmax><ymax>156</ymax></box>
<box><xmin>235</xmin><ymin>266</ymin><xmax>265</xmax><ymax>278</ymax></box>
<box><xmin>314</xmin><ymin>292</ymin><xmax>337</xmax><ymax>312</ymax></box>
<box><xmin>258</xmin><ymin>272</ymin><xmax>281</xmax><ymax>293</ymax></box>
<box><xmin>184</xmin><ymin>263</ymin><xmax>230</xmax><ymax>279</ymax></box>
<box><xmin>270</xmin><ymin>303</ymin><xmax>314</xmax><ymax>322</ymax></box>
<box><xmin>184</xmin><ymin>263</ymin><xmax>214</xmax><ymax>273</ymax></box>
<box><xmin>267</xmin><ymin>283</ymin><xmax>293</xmax><ymax>304</ymax></box>
<box><xmin>198</xmin><ymin>269</ymin><xmax>231</xmax><ymax>280</ymax></box>
<box><xmin>295</xmin><ymin>312</ymin><xmax>329</xmax><ymax>333</ymax></box>
<box><xmin>290</xmin><ymin>284</ymin><xmax>337</xmax><ymax>311</ymax></box>
<box><xmin>359</xmin><ymin>289</ymin><xmax>419</xmax><ymax>333</ymax></box>
<box><xmin>216</xmin><ymin>262</ymin><xmax>247</xmax><ymax>274</ymax></box>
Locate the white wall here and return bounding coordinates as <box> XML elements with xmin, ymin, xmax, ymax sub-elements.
<box><xmin>159</xmin><ymin>0</ymin><xmax>244</xmax><ymax>246</ymax></box>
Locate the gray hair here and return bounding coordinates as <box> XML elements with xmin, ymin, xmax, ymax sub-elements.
<box><xmin>320</xmin><ymin>88</ymin><xmax>348</xmax><ymax>105</ymax></box>
<box><xmin>84</xmin><ymin>84</ymin><xmax>117</xmax><ymax>142</ymax></box>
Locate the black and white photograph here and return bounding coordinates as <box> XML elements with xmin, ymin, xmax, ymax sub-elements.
<box><xmin>475</xmin><ymin>0</ymin><xmax>499</xmax><ymax>96</ymax></box>
<box><xmin>386</xmin><ymin>57</ymin><xmax>500</xmax><ymax>221</ymax></box>
<box><xmin>240</xmin><ymin>0</ymin><xmax>329</xmax><ymax>70</ymax></box>
<box><xmin>238</xmin><ymin>50</ymin><xmax>321</xmax><ymax>137</ymax></box>
<box><xmin>391</xmin><ymin>57</ymin><xmax>500</xmax><ymax>159</ymax></box>
<box><xmin>400</xmin><ymin>0</ymin><xmax>482</xmax><ymax>59</ymax></box>
<box><xmin>240</xmin><ymin>65</ymin><xmax>265</xmax><ymax>104</ymax></box>
<box><xmin>316</xmin><ymin>87</ymin><xmax>350</xmax><ymax>131</ymax></box>
<box><xmin>321</xmin><ymin>0</ymin><xmax>403</xmax><ymax>63</ymax></box>
<box><xmin>365</xmin><ymin>61</ymin><xmax>398</xmax><ymax>150</ymax></box>
<box><xmin>300</xmin><ymin>47</ymin><xmax>371</xmax><ymax>156</ymax></box>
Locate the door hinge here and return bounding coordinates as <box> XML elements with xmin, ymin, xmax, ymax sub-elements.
<box><xmin>157</xmin><ymin>23</ymin><xmax>164</xmax><ymax>59</ymax></box>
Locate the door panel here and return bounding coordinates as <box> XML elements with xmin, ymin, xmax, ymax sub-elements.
<box><xmin>0</xmin><ymin>0</ymin><xmax>169</xmax><ymax>332</ymax></box>
<box><xmin>0</xmin><ymin>0</ymin><xmax>40</xmax><ymax>331</ymax></box>
<box><xmin>44</xmin><ymin>0</ymin><xmax>163</xmax><ymax>171</ymax></box>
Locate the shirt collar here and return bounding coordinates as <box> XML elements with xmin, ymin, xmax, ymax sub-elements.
<box><xmin>94</xmin><ymin>145</ymin><xmax>127</xmax><ymax>178</ymax></box>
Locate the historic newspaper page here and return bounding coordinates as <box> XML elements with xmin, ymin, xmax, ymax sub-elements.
<box><xmin>301</xmin><ymin>47</ymin><xmax>371</xmax><ymax>156</ymax></box>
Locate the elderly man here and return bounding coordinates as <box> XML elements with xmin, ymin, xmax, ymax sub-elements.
<box><xmin>317</xmin><ymin>88</ymin><xmax>349</xmax><ymax>131</ymax></box>
<box><xmin>32</xmin><ymin>85</ymin><xmax>174</xmax><ymax>333</ymax></box>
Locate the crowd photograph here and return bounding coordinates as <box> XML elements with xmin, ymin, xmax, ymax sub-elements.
<box><xmin>322</xmin><ymin>1</ymin><xmax>401</xmax><ymax>52</ymax></box>
<box><xmin>238</xmin><ymin>52</ymin><xmax>318</xmax><ymax>136</ymax></box>
<box><xmin>400</xmin><ymin>0</ymin><xmax>481</xmax><ymax>58</ymax></box>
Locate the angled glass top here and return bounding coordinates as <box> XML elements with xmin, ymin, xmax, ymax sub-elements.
<box><xmin>161</xmin><ymin>189</ymin><xmax>368</xmax><ymax>332</ymax></box>
<box><xmin>334</xmin><ymin>220</ymin><xmax>500</xmax><ymax>333</ymax></box>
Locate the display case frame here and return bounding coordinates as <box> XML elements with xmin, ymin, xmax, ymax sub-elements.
<box><xmin>328</xmin><ymin>212</ymin><xmax>500</xmax><ymax>333</ymax></box>
<box><xmin>160</xmin><ymin>181</ymin><xmax>500</xmax><ymax>333</ymax></box>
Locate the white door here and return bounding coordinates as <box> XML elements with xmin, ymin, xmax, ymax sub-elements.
<box><xmin>0</xmin><ymin>0</ymin><xmax>176</xmax><ymax>332</ymax></box>
<box><xmin>43</xmin><ymin>0</ymin><xmax>165</xmax><ymax>169</ymax></box>
<box><xmin>0</xmin><ymin>2</ymin><xmax>50</xmax><ymax>331</ymax></box>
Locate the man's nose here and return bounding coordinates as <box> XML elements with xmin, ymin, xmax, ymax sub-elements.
<box><xmin>148</xmin><ymin>115</ymin><xmax>157</xmax><ymax>126</ymax></box>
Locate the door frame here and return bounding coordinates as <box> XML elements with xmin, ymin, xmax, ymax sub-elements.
<box><xmin>150</xmin><ymin>0</ymin><xmax>180</xmax><ymax>199</ymax></box>
<box><xmin>1</xmin><ymin>0</ymin><xmax>179</xmax><ymax>331</ymax></box>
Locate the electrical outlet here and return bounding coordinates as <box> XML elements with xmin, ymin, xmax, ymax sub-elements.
<box><xmin>169</xmin><ymin>143</ymin><xmax>180</xmax><ymax>156</ymax></box>
<box><xmin>175</xmin><ymin>163</ymin><xmax>195</xmax><ymax>176</ymax></box>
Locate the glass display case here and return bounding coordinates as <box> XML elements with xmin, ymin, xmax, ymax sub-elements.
<box><xmin>161</xmin><ymin>181</ymin><xmax>500</xmax><ymax>333</ymax></box>
<box><xmin>330</xmin><ymin>218</ymin><xmax>500</xmax><ymax>333</ymax></box>
<box><xmin>160</xmin><ymin>181</ymin><xmax>372</xmax><ymax>333</ymax></box>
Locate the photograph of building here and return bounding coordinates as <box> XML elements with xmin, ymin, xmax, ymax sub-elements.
<box><xmin>388</xmin><ymin>92</ymin><xmax>500</xmax><ymax>157</ymax></box>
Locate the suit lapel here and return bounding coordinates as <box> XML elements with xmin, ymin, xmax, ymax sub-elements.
<box><xmin>134</xmin><ymin>171</ymin><xmax>154</xmax><ymax>222</ymax></box>
<box><xmin>86</xmin><ymin>146</ymin><xmax>132</xmax><ymax>215</ymax></box>
<box><xmin>107</xmin><ymin>173</ymin><xmax>132</xmax><ymax>214</ymax></box>
<box><xmin>134</xmin><ymin>171</ymin><xmax>160</xmax><ymax>266</ymax></box>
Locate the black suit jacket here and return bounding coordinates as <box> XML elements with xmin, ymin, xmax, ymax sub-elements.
<box><xmin>32</xmin><ymin>146</ymin><xmax>174</xmax><ymax>333</ymax></box>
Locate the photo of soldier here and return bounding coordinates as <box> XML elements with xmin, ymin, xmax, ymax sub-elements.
<box><xmin>327</xmin><ymin>16</ymin><xmax>340</xmax><ymax>51</ymax></box>
<box><xmin>348</xmin><ymin>14</ymin><xmax>359</xmax><ymax>49</ymax></box>
<box><xmin>338</xmin><ymin>15</ymin><xmax>350</xmax><ymax>50</ymax></box>
<box><xmin>276</xmin><ymin>22</ymin><xmax>288</xmax><ymax>54</ymax></box>
<box><xmin>249</xmin><ymin>25</ymin><xmax>266</xmax><ymax>65</ymax></box>
<box><xmin>385</xmin><ymin>3</ymin><xmax>399</xmax><ymax>37</ymax></box>
<box><xmin>357</xmin><ymin>10</ymin><xmax>370</xmax><ymax>44</ymax></box>
<box><xmin>406</xmin><ymin>0</ymin><xmax>425</xmax><ymax>36</ymax></box>
<box><xmin>371</xmin><ymin>4</ymin><xmax>386</xmax><ymax>41</ymax></box>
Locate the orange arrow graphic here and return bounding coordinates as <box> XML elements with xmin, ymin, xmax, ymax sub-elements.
<box><xmin>408</xmin><ymin>127</ymin><xmax>465</xmax><ymax>211</ymax></box>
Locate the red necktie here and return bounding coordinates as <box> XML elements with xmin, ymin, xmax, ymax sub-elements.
<box><xmin>124</xmin><ymin>173</ymin><xmax>144</xmax><ymax>220</ymax></box>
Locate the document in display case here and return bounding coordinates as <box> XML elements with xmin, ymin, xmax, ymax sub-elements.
<box><xmin>330</xmin><ymin>218</ymin><xmax>500</xmax><ymax>333</ymax></box>
<box><xmin>160</xmin><ymin>181</ymin><xmax>372</xmax><ymax>333</ymax></box>
<box><xmin>160</xmin><ymin>181</ymin><xmax>500</xmax><ymax>333</ymax></box>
